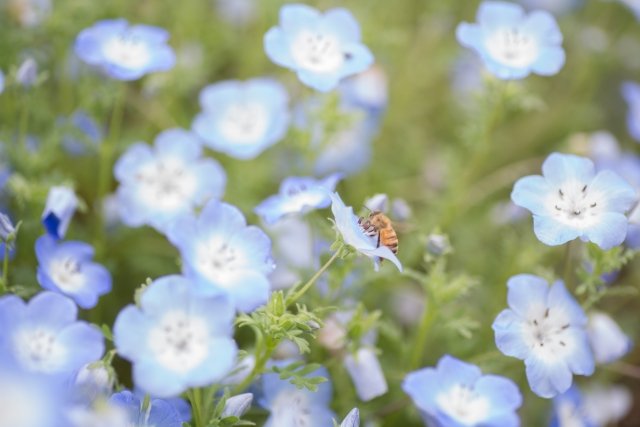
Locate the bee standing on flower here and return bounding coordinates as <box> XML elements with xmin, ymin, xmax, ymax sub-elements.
<box><xmin>359</xmin><ymin>211</ymin><xmax>398</xmax><ymax>254</ymax></box>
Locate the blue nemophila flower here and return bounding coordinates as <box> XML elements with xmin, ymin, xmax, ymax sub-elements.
<box><xmin>7</xmin><ymin>0</ymin><xmax>51</xmax><ymax>28</ymax></box>
<box><xmin>35</xmin><ymin>235</ymin><xmax>112</xmax><ymax>309</ymax></box>
<box><xmin>330</xmin><ymin>192</ymin><xmax>402</xmax><ymax>272</ymax></box>
<box><xmin>619</xmin><ymin>0</ymin><xmax>640</xmax><ymax>20</ymax></box>
<box><xmin>109</xmin><ymin>390</ymin><xmax>183</xmax><ymax>427</ymax></box>
<box><xmin>113</xmin><ymin>275</ymin><xmax>237</xmax><ymax>397</ymax></box>
<box><xmin>492</xmin><ymin>274</ymin><xmax>594</xmax><ymax>398</ymax></box>
<box><xmin>114</xmin><ymin>128</ymin><xmax>225</xmax><ymax>233</ymax></box>
<box><xmin>74</xmin><ymin>19</ymin><xmax>176</xmax><ymax>81</ymax></box>
<box><xmin>339</xmin><ymin>66</ymin><xmax>388</xmax><ymax>117</ymax></box>
<box><xmin>550</xmin><ymin>386</ymin><xmax>595</xmax><ymax>427</ymax></box>
<box><xmin>264</xmin><ymin>4</ymin><xmax>374</xmax><ymax>92</ymax></box>
<box><xmin>61</xmin><ymin>110</ymin><xmax>103</xmax><ymax>156</ymax></box>
<box><xmin>16</xmin><ymin>57</ymin><xmax>38</xmax><ymax>87</ymax></box>
<box><xmin>0</xmin><ymin>69</ymin><xmax>4</xmax><ymax>94</ymax></box>
<box><xmin>581</xmin><ymin>385</ymin><xmax>633</xmax><ymax>426</ymax></box>
<box><xmin>520</xmin><ymin>0</ymin><xmax>581</xmax><ymax>15</ymax></box>
<box><xmin>259</xmin><ymin>361</ymin><xmax>335</xmax><ymax>427</ymax></box>
<box><xmin>511</xmin><ymin>152</ymin><xmax>637</xmax><ymax>250</ymax></box>
<box><xmin>340</xmin><ymin>408</ymin><xmax>360</xmax><ymax>427</ymax></box>
<box><xmin>192</xmin><ymin>78</ymin><xmax>290</xmax><ymax>160</ymax></box>
<box><xmin>0</xmin><ymin>367</ymin><xmax>66</xmax><ymax>427</ymax></box>
<box><xmin>344</xmin><ymin>347</ymin><xmax>388</xmax><ymax>401</ymax></box>
<box><xmin>621</xmin><ymin>81</ymin><xmax>640</xmax><ymax>142</ymax></box>
<box><xmin>0</xmin><ymin>291</ymin><xmax>104</xmax><ymax>377</ymax></box>
<box><xmin>403</xmin><ymin>355</ymin><xmax>522</xmax><ymax>427</ymax></box>
<box><xmin>587</xmin><ymin>312</ymin><xmax>632</xmax><ymax>365</ymax></box>
<box><xmin>167</xmin><ymin>200</ymin><xmax>274</xmax><ymax>312</ymax></box>
<box><xmin>456</xmin><ymin>1</ymin><xmax>565</xmax><ymax>79</ymax></box>
<box><xmin>255</xmin><ymin>173</ymin><xmax>342</xmax><ymax>224</ymax></box>
<box><xmin>222</xmin><ymin>393</ymin><xmax>253</xmax><ymax>417</ymax></box>
<box><xmin>42</xmin><ymin>186</ymin><xmax>78</xmax><ymax>240</ymax></box>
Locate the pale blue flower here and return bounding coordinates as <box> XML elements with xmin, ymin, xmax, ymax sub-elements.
<box><xmin>222</xmin><ymin>393</ymin><xmax>253</xmax><ymax>417</ymax></box>
<box><xmin>550</xmin><ymin>386</ymin><xmax>595</xmax><ymax>427</ymax></box>
<box><xmin>259</xmin><ymin>361</ymin><xmax>335</xmax><ymax>427</ymax></box>
<box><xmin>621</xmin><ymin>81</ymin><xmax>640</xmax><ymax>142</ymax></box>
<box><xmin>344</xmin><ymin>347</ymin><xmax>388</xmax><ymax>401</ymax></box>
<box><xmin>215</xmin><ymin>0</ymin><xmax>257</xmax><ymax>26</ymax></box>
<box><xmin>114</xmin><ymin>128</ymin><xmax>225</xmax><ymax>233</ymax></box>
<box><xmin>0</xmin><ymin>291</ymin><xmax>104</xmax><ymax>377</ymax></box>
<box><xmin>192</xmin><ymin>78</ymin><xmax>290</xmax><ymax>159</ymax></box>
<box><xmin>109</xmin><ymin>390</ymin><xmax>183</xmax><ymax>427</ymax></box>
<box><xmin>0</xmin><ymin>70</ymin><xmax>5</xmax><ymax>94</ymax></box>
<box><xmin>0</xmin><ymin>367</ymin><xmax>66</xmax><ymax>427</ymax></box>
<box><xmin>61</xmin><ymin>110</ymin><xmax>103</xmax><ymax>156</ymax></box>
<box><xmin>587</xmin><ymin>312</ymin><xmax>632</xmax><ymax>364</ymax></box>
<box><xmin>16</xmin><ymin>58</ymin><xmax>38</xmax><ymax>87</ymax></box>
<box><xmin>493</xmin><ymin>274</ymin><xmax>594</xmax><ymax>398</ymax></box>
<box><xmin>266</xmin><ymin>217</ymin><xmax>317</xmax><ymax>290</ymax></box>
<box><xmin>619</xmin><ymin>0</ymin><xmax>640</xmax><ymax>20</ymax></box>
<box><xmin>582</xmin><ymin>385</ymin><xmax>632</xmax><ymax>426</ymax></box>
<box><xmin>340</xmin><ymin>408</ymin><xmax>360</xmax><ymax>427</ymax></box>
<box><xmin>264</xmin><ymin>4</ymin><xmax>374</xmax><ymax>92</ymax></box>
<box><xmin>167</xmin><ymin>200</ymin><xmax>274</xmax><ymax>312</ymax></box>
<box><xmin>456</xmin><ymin>1</ymin><xmax>565</xmax><ymax>79</ymax></box>
<box><xmin>330</xmin><ymin>192</ymin><xmax>402</xmax><ymax>272</ymax></box>
<box><xmin>35</xmin><ymin>235</ymin><xmax>112</xmax><ymax>309</ymax></box>
<box><xmin>74</xmin><ymin>19</ymin><xmax>176</xmax><ymax>81</ymax></box>
<box><xmin>403</xmin><ymin>355</ymin><xmax>522</xmax><ymax>427</ymax></box>
<box><xmin>511</xmin><ymin>152</ymin><xmax>637</xmax><ymax>250</ymax></box>
<box><xmin>113</xmin><ymin>275</ymin><xmax>237</xmax><ymax>397</ymax></box>
<box><xmin>255</xmin><ymin>174</ymin><xmax>342</xmax><ymax>224</ymax></box>
<box><xmin>519</xmin><ymin>0</ymin><xmax>581</xmax><ymax>15</ymax></box>
<box><xmin>8</xmin><ymin>0</ymin><xmax>51</xmax><ymax>27</ymax></box>
<box><xmin>41</xmin><ymin>186</ymin><xmax>78</xmax><ymax>240</ymax></box>
<box><xmin>339</xmin><ymin>66</ymin><xmax>388</xmax><ymax>117</ymax></box>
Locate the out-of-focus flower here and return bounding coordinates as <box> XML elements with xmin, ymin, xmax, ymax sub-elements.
<box><xmin>113</xmin><ymin>275</ymin><xmax>237</xmax><ymax>397</ymax></box>
<box><xmin>0</xmin><ymin>291</ymin><xmax>104</xmax><ymax>377</ymax></box>
<box><xmin>511</xmin><ymin>152</ymin><xmax>637</xmax><ymax>250</ymax></box>
<box><xmin>403</xmin><ymin>355</ymin><xmax>522</xmax><ymax>426</ymax></box>
<box><xmin>264</xmin><ymin>4</ymin><xmax>374</xmax><ymax>92</ymax></box>
<box><xmin>0</xmin><ymin>367</ymin><xmax>66</xmax><ymax>427</ymax></box>
<box><xmin>73</xmin><ymin>362</ymin><xmax>114</xmax><ymax>403</ymax></box>
<box><xmin>259</xmin><ymin>361</ymin><xmax>335</xmax><ymax>427</ymax></box>
<box><xmin>391</xmin><ymin>198</ymin><xmax>412</xmax><ymax>221</ymax></box>
<box><xmin>255</xmin><ymin>174</ymin><xmax>341</xmax><ymax>224</ymax></box>
<box><xmin>339</xmin><ymin>66</ymin><xmax>388</xmax><ymax>116</ymax></box>
<box><xmin>0</xmin><ymin>70</ymin><xmax>5</xmax><ymax>94</ymax></box>
<box><xmin>587</xmin><ymin>312</ymin><xmax>632</xmax><ymax>364</ymax></box>
<box><xmin>266</xmin><ymin>217</ymin><xmax>317</xmax><ymax>290</ymax></box>
<box><xmin>192</xmin><ymin>78</ymin><xmax>290</xmax><ymax>160</ymax></box>
<box><xmin>41</xmin><ymin>186</ymin><xmax>78</xmax><ymax>240</ymax></box>
<box><xmin>215</xmin><ymin>0</ymin><xmax>257</xmax><ymax>26</ymax></box>
<box><xmin>0</xmin><ymin>212</ymin><xmax>16</xmax><ymax>243</ymax></box>
<box><xmin>168</xmin><ymin>200</ymin><xmax>274</xmax><ymax>312</ymax></box>
<box><xmin>344</xmin><ymin>347</ymin><xmax>388</xmax><ymax>401</ymax></box>
<box><xmin>109</xmin><ymin>390</ymin><xmax>183</xmax><ymax>427</ymax></box>
<box><xmin>364</xmin><ymin>193</ymin><xmax>389</xmax><ymax>213</ymax></box>
<box><xmin>493</xmin><ymin>274</ymin><xmax>594</xmax><ymax>398</ymax></box>
<box><xmin>74</xmin><ymin>19</ymin><xmax>176</xmax><ymax>81</ymax></box>
<box><xmin>621</xmin><ymin>81</ymin><xmax>640</xmax><ymax>142</ymax></box>
<box><xmin>519</xmin><ymin>0</ymin><xmax>581</xmax><ymax>15</ymax></box>
<box><xmin>340</xmin><ymin>408</ymin><xmax>360</xmax><ymax>427</ymax></box>
<box><xmin>222</xmin><ymin>393</ymin><xmax>253</xmax><ymax>417</ymax></box>
<box><xmin>330</xmin><ymin>192</ymin><xmax>402</xmax><ymax>271</ymax></box>
<box><xmin>16</xmin><ymin>57</ymin><xmax>38</xmax><ymax>87</ymax></box>
<box><xmin>35</xmin><ymin>235</ymin><xmax>112</xmax><ymax>309</ymax></box>
<box><xmin>61</xmin><ymin>110</ymin><xmax>103</xmax><ymax>156</ymax></box>
<box><xmin>619</xmin><ymin>0</ymin><xmax>640</xmax><ymax>20</ymax></box>
<box><xmin>456</xmin><ymin>1</ymin><xmax>565</xmax><ymax>79</ymax></box>
<box><xmin>6</xmin><ymin>0</ymin><xmax>51</xmax><ymax>27</ymax></box>
<box><xmin>114</xmin><ymin>128</ymin><xmax>225</xmax><ymax>233</ymax></box>
<box><xmin>550</xmin><ymin>386</ymin><xmax>595</xmax><ymax>427</ymax></box>
<box><xmin>583</xmin><ymin>385</ymin><xmax>632</xmax><ymax>426</ymax></box>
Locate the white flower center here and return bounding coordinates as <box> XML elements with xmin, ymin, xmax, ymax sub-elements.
<box><xmin>484</xmin><ymin>27</ymin><xmax>539</xmax><ymax>68</ymax></box>
<box><xmin>270</xmin><ymin>390</ymin><xmax>313</xmax><ymax>427</ymax></box>
<box><xmin>102</xmin><ymin>34</ymin><xmax>151</xmax><ymax>69</ymax></box>
<box><xmin>436</xmin><ymin>384</ymin><xmax>489</xmax><ymax>425</ymax></box>
<box><xmin>545</xmin><ymin>181</ymin><xmax>602</xmax><ymax>229</ymax></box>
<box><xmin>218</xmin><ymin>101</ymin><xmax>270</xmax><ymax>144</ymax></box>
<box><xmin>290</xmin><ymin>30</ymin><xmax>345</xmax><ymax>73</ymax></box>
<box><xmin>195</xmin><ymin>239</ymin><xmax>241</xmax><ymax>286</ymax></box>
<box><xmin>13</xmin><ymin>328</ymin><xmax>65</xmax><ymax>373</ymax></box>
<box><xmin>50</xmin><ymin>257</ymin><xmax>84</xmax><ymax>292</ymax></box>
<box><xmin>523</xmin><ymin>306</ymin><xmax>574</xmax><ymax>362</ymax></box>
<box><xmin>148</xmin><ymin>310</ymin><xmax>209</xmax><ymax>373</ymax></box>
<box><xmin>135</xmin><ymin>158</ymin><xmax>197</xmax><ymax>212</ymax></box>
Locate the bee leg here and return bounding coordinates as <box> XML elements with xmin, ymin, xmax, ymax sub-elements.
<box><xmin>376</xmin><ymin>232</ymin><xmax>381</xmax><ymax>248</ymax></box>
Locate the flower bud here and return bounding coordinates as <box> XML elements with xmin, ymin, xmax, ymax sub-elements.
<box><xmin>221</xmin><ymin>393</ymin><xmax>253</xmax><ymax>418</ymax></box>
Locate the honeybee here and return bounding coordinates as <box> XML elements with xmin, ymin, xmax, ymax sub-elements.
<box><xmin>358</xmin><ymin>211</ymin><xmax>399</xmax><ymax>254</ymax></box>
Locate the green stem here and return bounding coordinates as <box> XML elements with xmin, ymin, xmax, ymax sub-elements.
<box><xmin>563</xmin><ymin>240</ymin><xmax>576</xmax><ymax>288</ymax></box>
<box><xmin>286</xmin><ymin>250</ymin><xmax>341</xmax><ymax>307</ymax></box>
<box><xmin>0</xmin><ymin>243</ymin><xmax>9</xmax><ymax>294</ymax></box>
<box><xmin>94</xmin><ymin>84</ymin><xmax>126</xmax><ymax>255</ymax></box>
<box><xmin>409</xmin><ymin>296</ymin><xmax>437</xmax><ymax>369</ymax></box>
<box><xmin>232</xmin><ymin>339</ymin><xmax>274</xmax><ymax>395</ymax></box>
<box><xmin>188</xmin><ymin>388</ymin><xmax>204</xmax><ymax>427</ymax></box>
